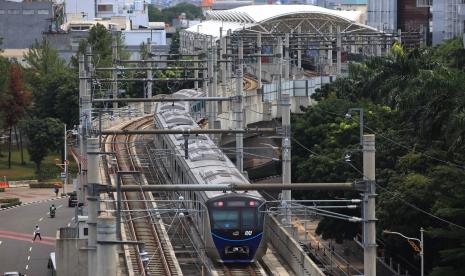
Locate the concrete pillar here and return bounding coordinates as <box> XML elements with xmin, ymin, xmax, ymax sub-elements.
<box><xmin>87</xmin><ymin>138</ymin><xmax>100</xmax><ymax>276</ymax></box>
<box><xmin>281</xmin><ymin>76</ymin><xmax>291</xmax><ymax>224</ymax></box>
<box><xmin>97</xmin><ymin>213</ymin><xmax>117</xmax><ymax>276</ymax></box>
<box><xmin>363</xmin><ymin>134</ymin><xmax>376</xmax><ymax>276</ymax></box>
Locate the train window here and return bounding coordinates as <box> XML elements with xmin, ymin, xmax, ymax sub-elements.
<box><xmin>241</xmin><ymin>209</ymin><xmax>255</xmax><ymax>229</ymax></box>
<box><xmin>211</xmin><ymin>210</ymin><xmax>239</xmax><ymax>230</ymax></box>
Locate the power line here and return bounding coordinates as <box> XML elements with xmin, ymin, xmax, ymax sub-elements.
<box><xmin>291</xmin><ymin>135</ymin><xmax>465</xmax><ymax>231</ymax></box>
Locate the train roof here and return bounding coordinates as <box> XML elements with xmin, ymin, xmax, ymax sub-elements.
<box><xmin>154</xmin><ymin>89</ymin><xmax>262</xmax><ymax>199</ymax></box>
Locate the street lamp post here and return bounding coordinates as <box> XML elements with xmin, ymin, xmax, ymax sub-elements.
<box><xmin>346</xmin><ymin>108</ymin><xmax>364</xmax><ymax>146</ymax></box>
<box><xmin>383</xmin><ymin>228</ymin><xmax>425</xmax><ymax>276</ymax></box>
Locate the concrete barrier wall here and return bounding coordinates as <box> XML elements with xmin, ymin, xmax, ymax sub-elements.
<box><xmin>265</xmin><ymin>215</ymin><xmax>325</xmax><ymax>276</ymax></box>
<box><xmin>56</xmin><ymin>234</ymin><xmax>88</xmax><ymax>276</ymax></box>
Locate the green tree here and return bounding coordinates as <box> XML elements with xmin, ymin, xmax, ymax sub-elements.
<box><xmin>0</xmin><ymin>64</ymin><xmax>31</xmax><ymax>168</ymax></box>
<box><xmin>148</xmin><ymin>3</ymin><xmax>203</xmax><ymax>24</ymax></box>
<box><xmin>23</xmin><ymin>117</ymin><xmax>63</xmax><ymax>175</ymax></box>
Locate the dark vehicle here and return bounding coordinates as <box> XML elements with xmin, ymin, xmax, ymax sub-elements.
<box><xmin>50</xmin><ymin>209</ymin><xmax>56</xmax><ymax>218</ymax></box>
<box><xmin>68</xmin><ymin>192</ymin><xmax>77</xmax><ymax>207</ymax></box>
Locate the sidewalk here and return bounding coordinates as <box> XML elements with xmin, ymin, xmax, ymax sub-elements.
<box><xmin>0</xmin><ymin>184</ymin><xmax>74</xmax><ymax>204</ymax></box>
<box><xmin>291</xmin><ymin>217</ymin><xmax>365</xmax><ymax>275</ymax></box>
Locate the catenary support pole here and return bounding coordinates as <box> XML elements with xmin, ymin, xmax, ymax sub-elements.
<box><xmin>64</xmin><ymin>124</ymin><xmax>67</xmax><ymax>196</ymax></box>
<box><xmin>257</xmin><ymin>32</ymin><xmax>262</xmax><ymax>89</ymax></box>
<box><xmin>145</xmin><ymin>38</ymin><xmax>153</xmax><ymax>114</ymax></box>
<box><xmin>212</xmin><ymin>42</ymin><xmax>218</xmax><ymax>135</ymax></box>
<box><xmin>337</xmin><ymin>25</ymin><xmax>342</xmax><ymax>75</ymax></box>
<box><xmin>363</xmin><ymin>134</ymin><xmax>376</xmax><ymax>276</ymax></box>
<box><xmin>112</xmin><ymin>34</ymin><xmax>118</xmax><ymax>109</ymax></box>
<box><xmin>281</xmin><ymin>65</ymin><xmax>292</xmax><ymax>225</ymax></box>
<box><xmin>235</xmin><ymin>39</ymin><xmax>244</xmax><ymax>172</ymax></box>
<box><xmin>285</xmin><ymin>33</ymin><xmax>290</xmax><ymax>80</ymax></box>
<box><xmin>87</xmin><ymin>138</ymin><xmax>100</xmax><ymax>276</ymax></box>
<box><xmin>97</xmin><ymin>213</ymin><xmax>117</xmax><ymax>276</ymax></box>
<box><xmin>297</xmin><ymin>25</ymin><xmax>302</xmax><ymax>69</ymax></box>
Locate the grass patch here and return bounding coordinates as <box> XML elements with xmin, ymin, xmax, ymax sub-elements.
<box><xmin>0</xmin><ymin>144</ymin><xmax>77</xmax><ymax>180</ymax></box>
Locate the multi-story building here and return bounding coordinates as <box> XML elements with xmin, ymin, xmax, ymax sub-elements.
<box><xmin>0</xmin><ymin>0</ymin><xmax>53</xmax><ymax>48</ymax></box>
<box><xmin>431</xmin><ymin>0</ymin><xmax>465</xmax><ymax>45</ymax></box>
<box><xmin>367</xmin><ymin>0</ymin><xmax>397</xmax><ymax>32</ymax></box>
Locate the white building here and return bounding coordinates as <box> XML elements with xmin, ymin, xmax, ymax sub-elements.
<box><xmin>64</xmin><ymin>0</ymin><xmax>149</xmax><ymax>27</ymax></box>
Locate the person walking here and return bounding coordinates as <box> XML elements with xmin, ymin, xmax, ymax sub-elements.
<box><xmin>32</xmin><ymin>225</ymin><xmax>41</xmax><ymax>241</ymax></box>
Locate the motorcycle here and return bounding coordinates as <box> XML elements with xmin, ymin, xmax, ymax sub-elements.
<box><xmin>50</xmin><ymin>208</ymin><xmax>56</xmax><ymax>218</ymax></box>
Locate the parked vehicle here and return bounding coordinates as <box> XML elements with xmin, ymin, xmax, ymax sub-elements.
<box><xmin>68</xmin><ymin>192</ymin><xmax>77</xmax><ymax>207</ymax></box>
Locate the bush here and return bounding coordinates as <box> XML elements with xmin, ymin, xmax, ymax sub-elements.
<box><xmin>0</xmin><ymin>198</ymin><xmax>21</xmax><ymax>208</ymax></box>
<box><xmin>0</xmin><ymin>188</ymin><xmax>4</xmax><ymax>192</ymax></box>
<box><xmin>1</xmin><ymin>200</ymin><xmax>21</xmax><ymax>208</ymax></box>
<box><xmin>30</xmin><ymin>182</ymin><xmax>61</xmax><ymax>188</ymax></box>
<box><xmin>0</xmin><ymin>198</ymin><xmax>20</xmax><ymax>203</ymax></box>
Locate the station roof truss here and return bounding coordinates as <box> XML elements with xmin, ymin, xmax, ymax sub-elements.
<box><xmin>183</xmin><ymin>5</ymin><xmax>387</xmax><ymax>41</ymax></box>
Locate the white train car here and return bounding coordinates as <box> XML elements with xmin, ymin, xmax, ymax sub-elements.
<box><xmin>153</xmin><ymin>89</ymin><xmax>267</xmax><ymax>263</ymax></box>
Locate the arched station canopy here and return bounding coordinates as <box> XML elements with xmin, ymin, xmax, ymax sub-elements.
<box><xmin>185</xmin><ymin>5</ymin><xmax>381</xmax><ymax>39</ymax></box>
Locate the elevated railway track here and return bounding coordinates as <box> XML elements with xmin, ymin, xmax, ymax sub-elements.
<box><xmin>105</xmin><ymin>116</ymin><xmax>181</xmax><ymax>276</ymax></box>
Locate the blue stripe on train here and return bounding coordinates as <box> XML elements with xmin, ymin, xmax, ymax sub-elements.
<box><xmin>211</xmin><ymin>232</ymin><xmax>263</xmax><ymax>262</ymax></box>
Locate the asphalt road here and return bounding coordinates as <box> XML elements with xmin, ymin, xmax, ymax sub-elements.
<box><xmin>0</xmin><ymin>198</ymin><xmax>74</xmax><ymax>276</ymax></box>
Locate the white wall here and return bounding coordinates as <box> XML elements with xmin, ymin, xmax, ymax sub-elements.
<box><xmin>122</xmin><ymin>29</ymin><xmax>167</xmax><ymax>47</ymax></box>
<box><xmin>65</xmin><ymin>0</ymin><xmax>95</xmax><ymax>19</ymax></box>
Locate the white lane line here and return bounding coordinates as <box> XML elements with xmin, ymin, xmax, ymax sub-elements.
<box><xmin>39</xmin><ymin>217</ymin><xmax>43</xmax><ymax>222</ymax></box>
<box><xmin>27</xmin><ymin>255</ymin><xmax>30</xmax><ymax>261</ymax></box>
<box><xmin>58</xmin><ymin>204</ymin><xmax>63</xmax><ymax>209</ymax></box>
<box><xmin>25</xmin><ymin>264</ymin><xmax>29</xmax><ymax>270</ymax></box>
<box><xmin>0</xmin><ymin>241</ymin><xmax>2</xmax><ymax>246</ymax></box>
<box><xmin>29</xmin><ymin>247</ymin><xmax>32</xmax><ymax>252</ymax></box>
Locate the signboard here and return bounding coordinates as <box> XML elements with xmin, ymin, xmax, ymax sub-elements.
<box><xmin>60</xmin><ymin>172</ymin><xmax>66</xmax><ymax>179</ymax></box>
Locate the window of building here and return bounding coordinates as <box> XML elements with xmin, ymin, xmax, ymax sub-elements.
<box><xmin>37</xmin><ymin>9</ymin><xmax>49</xmax><ymax>15</ymax></box>
<box><xmin>22</xmin><ymin>10</ymin><xmax>34</xmax><ymax>15</ymax></box>
<box><xmin>97</xmin><ymin>4</ymin><xmax>113</xmax><ymax>12</ymax></box>
<box><xmin>8</xmin><ymin>9</ymin><xmax>20</xmax><ymax>15</ymax></box>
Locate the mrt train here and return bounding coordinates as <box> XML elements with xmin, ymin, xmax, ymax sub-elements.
<box><xmin>153</xmin><ymin>89</ymin><xmax>267</xmax><ymax>263</ymax></box>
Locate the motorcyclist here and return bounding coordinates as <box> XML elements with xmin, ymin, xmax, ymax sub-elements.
<box><xmin>49</xmin><ymin>204</ymin><xmax>56</xmax><ymax>217</ymax></box>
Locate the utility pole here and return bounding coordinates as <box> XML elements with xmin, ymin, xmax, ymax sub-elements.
<box><xmin>212</xmin><ymin>42</ymin><xmax>218</xmax><ymax>133</ymax></box>
<box><xmin>87</xmin><ymin>138</ymin><xmax>100</xmax><ymax>276</ymax></box>
<box><xmin>207</xmin><ymin>39</ymin><xmax>214</xmax><ymax>130</ymax></box>
<box><xmin>235</xmin><ymin>39</ymin><xmax>244</xmax><ymax>172</ymax></box>
<box><xmin>363</xmin><ymin>134</ymin><xmax>376</xmax><ymax>276</ymax></box>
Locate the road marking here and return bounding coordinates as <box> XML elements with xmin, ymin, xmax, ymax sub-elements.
<box><xmin>26</xmin><ymin>264</ymin><xmax>29</xmax><ymax>270</ymax></box>
<box><xmin>0</xmin><ymin>240</ymin><xmax>2</xmax><ymax>246</ymax></box>
<box><xmin>58</xmin><ymin>204</ymin><xmax>63</xmax><ymax>208</ymax></box>
<box><xmin>27</xmin><ymin>255</ymin><xmax>30</xmax><ymax>261</ymax></box>
<box><xmin>29</xmin><ymin>247</ymin><xmax>32</xmax><ymax>252</ymax></box>
<box><xmin>39</xmin><ymin>217</ymin><xmax>43</xmax><ymax>222</ymax></box>
<box><xmin>67</xmin><ymin>222</ymin><xmax>71</xmax><ymax>227</ymax></box>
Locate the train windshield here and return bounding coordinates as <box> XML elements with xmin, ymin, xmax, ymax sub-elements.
<box><xmin>212</xmin><ymin>210</ymin><xmax>240</xmax><ymax>230</ymax></box>
<box><xmin>211</xmin><ymin>208</ymin><xmax>258</xmax><ymax>230</ymax></box>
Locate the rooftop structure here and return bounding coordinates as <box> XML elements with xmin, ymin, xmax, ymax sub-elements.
<box><xmin>187</xmin><ymin>4</ymin><xmax>371</xmax><ymax>40</ymax></box>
